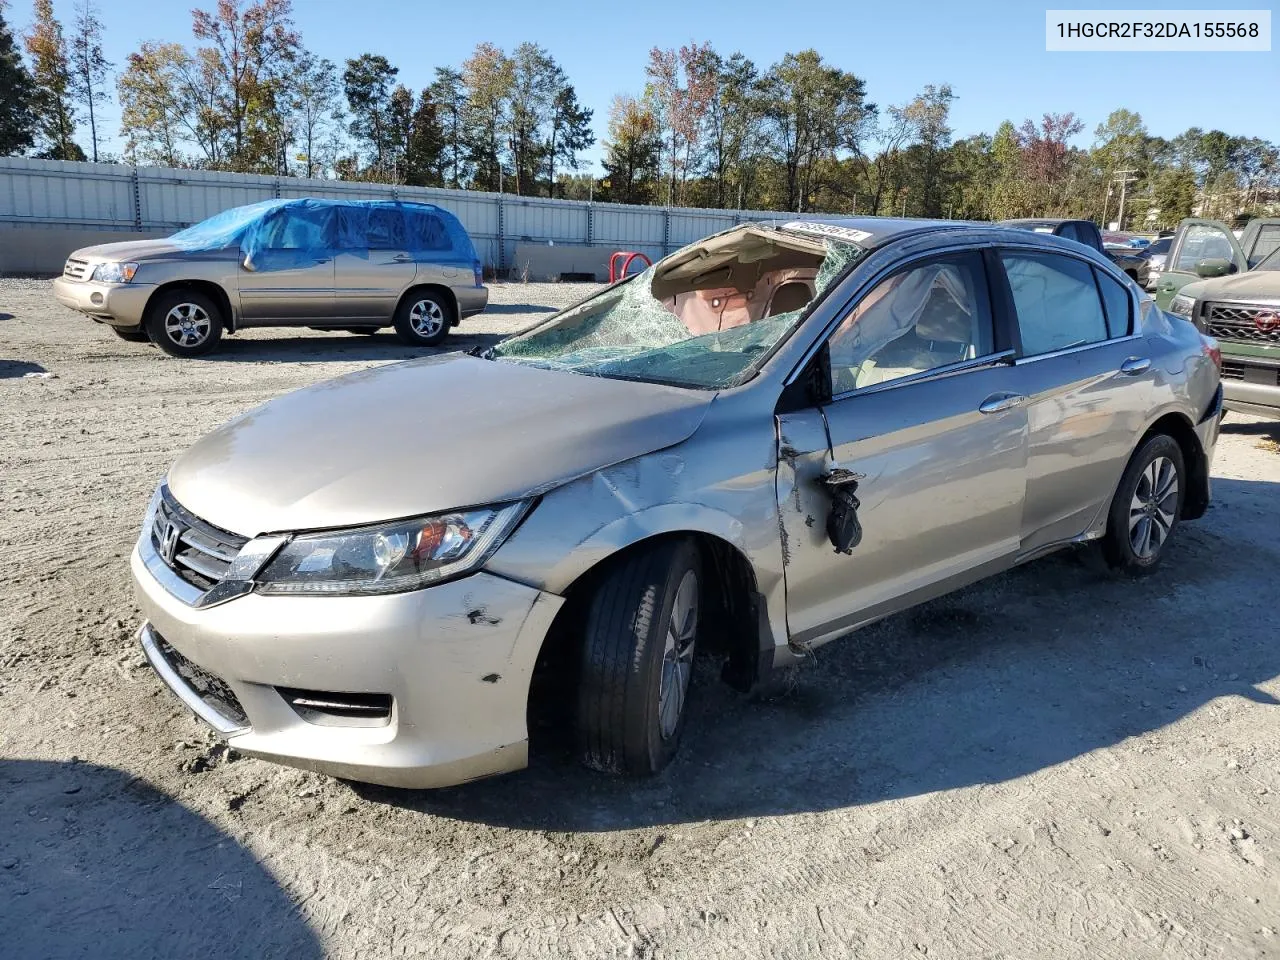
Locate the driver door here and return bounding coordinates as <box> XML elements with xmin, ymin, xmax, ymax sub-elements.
<box><xmin>776</xmin><ymin>250</ymin><xmax>1029</xmax><ymax>647</ymax></box>
<box><xmin>1154</xmin><ymin>218</ymin><xmax>1247</xmax><ymax>309</ymax></box>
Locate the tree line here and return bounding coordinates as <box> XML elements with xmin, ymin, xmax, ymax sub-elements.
<box><xmin>0</xmin><ymin>0</ymin><xmax>1276</xmax><ymax>228</ymax></box>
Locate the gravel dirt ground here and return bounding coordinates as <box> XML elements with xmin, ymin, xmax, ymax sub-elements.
<box><xmin>2</xmin><ymin>277</ymin><xmax>1279</xmax><ymax>959</ymax></box>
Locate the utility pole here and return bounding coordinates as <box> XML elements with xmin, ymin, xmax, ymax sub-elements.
<box><xmin>1113</xmin><ymin>169</ymin><xmax>1139</xmax><ymax>230</ymax></box>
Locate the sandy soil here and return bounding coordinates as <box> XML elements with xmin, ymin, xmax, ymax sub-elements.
<box><xmin>2</xmin><ymin>278</ymin><xmax>1279</xmax><ymax>959</ymax></box>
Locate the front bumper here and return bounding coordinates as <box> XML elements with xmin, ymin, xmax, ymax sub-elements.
<box><xmin>52</xmin><ymin>276</ymin><xmax>154</xmax><ymax>327</ymax></box>
<box><xmin>1223</xmin><ymin>377</ymin><xmax>1280</xmax><ymax>419</ymax></box>
<box><xmin>131</xmin><ymin>537</ymin><xmax>564</xmax><ymax>788</ymax></box>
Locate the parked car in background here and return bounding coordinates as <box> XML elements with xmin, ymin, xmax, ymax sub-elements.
<box><xmin>131</xmin><ymin>217</ymin><xmax>1221</xmax><ymax>788</ymax></box>
<box><xmin>999</xmin><ymin>218</ymin><xmax>1148</xmax><ymax>285</ymax></box>
<box><xmin>52</xmin><ymin>198</ymin><xmax>488</xmax><ymax>357</ymax></box>
<box><xmin>1155</xmin><ymin>217</ymin><xmax>1280</xmax><ymax>311</ymax></box>
<box><xmin>1143</xmin><ymin>235</ymin><xmax>1173</xmax><ymax>291</ymax></box>
<box><xmin>1167</xmin><ymin>243</ymin><xmax>1280</xmax><ymax>419</ymax></box>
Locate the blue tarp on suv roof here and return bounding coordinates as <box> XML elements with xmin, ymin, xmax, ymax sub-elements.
<box><xmin>168</xmin><ymin>198</ymin><xmax>478</xmax><ymax>272</ymax></box>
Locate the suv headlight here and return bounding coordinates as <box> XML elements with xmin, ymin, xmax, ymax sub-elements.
<box><xmin>1169</xmin><ymin>293</ymin><xmax>1195</xmax><ymax>317</ymax></box>
<box><xmin>255</xmin><ymin>502</ymin><xmax>529</xmax><ymax>596</ymax></box>
<box><xmin>91</xmin><ymin>261</ymin><xmax>139</xmax><ymax>283</ymax></box>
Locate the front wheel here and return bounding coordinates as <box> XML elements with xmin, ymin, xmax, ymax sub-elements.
<box><xmin>144</xmin><ymin>290</ymin><xmax>223</xmax><ymax>358</ymax></box>
<box><xmin>1101</xmin><ymin>434</ymin><xmax>1185</xmax><ymax>574</ymax></box>
<box><xmin>393</xmin><ymin>291</ymin><xmax>452</xmax><ymax>347</ymax></box>
<box><xmin>577</xmin><ymin>538</ymin><xmax>702</xmax><ymax>776</ymax></box>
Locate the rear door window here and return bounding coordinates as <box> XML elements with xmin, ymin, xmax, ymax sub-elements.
<box><xmin>366</xmin><ymin>207</ymin><xmax>407</xmax><ymax>250</ymax></box>
<box><xmin>1094</xmin><ymin>268</ymin><xmax>1132</xmax><ymax>337</ymax></box>
<box><xmin>404</xmin><ymin>209</ymin><xmax>452</xmax><ymax>252</ymax></box>
<box><xmin>1000</xmin><ymin>251</ymin><xmax>1110</xmax><ymax>356</ymax></box>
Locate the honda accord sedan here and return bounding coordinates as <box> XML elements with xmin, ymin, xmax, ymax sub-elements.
<box><xmin>132</xmin><ymin>217</ymin><xmax>1223</xmax><ymax>788</ymax></box>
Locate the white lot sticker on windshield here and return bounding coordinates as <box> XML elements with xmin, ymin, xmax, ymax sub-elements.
<box><xmin>782</xmin><ymin>221</ymin><xmax>873</xmax><ymax>244</ymax></box>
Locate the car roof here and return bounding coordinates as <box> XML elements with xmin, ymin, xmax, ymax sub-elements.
<box><xmin>998</xmin><ymin>218</ymin><xmax>1095</xmax><ymax>228</ymax></box>
<box><xmin>772</xmin><ymin>216</ymin><xmax>973</xmax><ymax>248</ymax></box>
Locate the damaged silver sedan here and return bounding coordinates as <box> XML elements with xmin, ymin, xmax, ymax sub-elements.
<box><xmin>131</xmin><ymin>218</ymin><xmax>1223</xmax><ymax>787</ymax></box>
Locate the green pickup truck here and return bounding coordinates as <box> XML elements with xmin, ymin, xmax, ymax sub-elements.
<box><xmin>1156</xmin><ymin>217</ymin><xmax>1280</xmax><ymax>420</ymax></box>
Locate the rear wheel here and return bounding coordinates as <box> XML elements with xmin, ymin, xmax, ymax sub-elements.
<box><xmin>1101</xmin><ymin>434</ymin><xmax>1185</xmax><ymax>574</ymax></box>
<box><xmin>144</xmin><ymin>290</ymin><xmax>223</xmax><ymax>358</ymax></box>
<box><xmin>577</xmin><ymin>538</ymin><xmax>702</xmax><ymax>776</ymax></box>
<box><xmin>393</xmin><ymin>290</ymin><xmax>452</xmax><ymax>347</ymax></box>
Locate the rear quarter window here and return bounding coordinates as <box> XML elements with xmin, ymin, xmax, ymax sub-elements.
<box><xmin>1094</xmin><ymin>268</ymin><xmax>1132</xmax><ymax>337</ymax></box>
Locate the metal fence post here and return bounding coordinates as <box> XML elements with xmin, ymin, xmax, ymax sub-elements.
<box><xmin>497</xmin><ymin>194</ymin><xmax>505</xmax><ymax>273</ymax></box>
<box><xmin>663</xmin><ymin>207</ymin><xmax>671</xmax><ymax>255</ymax></box>
<box><xmin>272</xmin><ymin>178</ymin><xmax>281</xmax><ymax>199</ymax></box>
<box><xmin>586</xmin><ymin>202</ymin><xmax>593</xmax><ymax>246</ymax></box>
<box><xmin>131</xmin><ymin>167</ymin><xmax>142</xmax><ymax>231</ymax></box>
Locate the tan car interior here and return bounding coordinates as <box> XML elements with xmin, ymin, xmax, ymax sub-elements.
<box><xmin>651</xmin><ymin>228</ymin><xmax>827</xmax><ymax>336</ymax></box>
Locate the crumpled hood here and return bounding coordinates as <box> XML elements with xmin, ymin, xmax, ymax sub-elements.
<box><xmin>1182</xmin><ymin>271</ymin><xmax>1280</xmax><ymax>304</ymax></box>
<box><xmin>73</xmin><ymin>238</ymin><xmax>187</xmax><ymax>261</ymax></box>
<box><xmin>167</xmin><ymin>354</ymin><xmax>713</xmax><ymax>536</ymax></box>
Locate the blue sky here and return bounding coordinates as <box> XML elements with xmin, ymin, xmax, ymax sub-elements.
<box><xmin>14</xmin><ymin>0</ymin><xmax>1280</xmax><ymax>168</ymax></box>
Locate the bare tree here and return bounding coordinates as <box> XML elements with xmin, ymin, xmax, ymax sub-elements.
<box><xmin>67</xmin><ymin>0</ymin><xmax>110</xmax><ymax>162</ymax></box>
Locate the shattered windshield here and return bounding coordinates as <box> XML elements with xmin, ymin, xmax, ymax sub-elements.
<box><xmin>490</xmin><ymin>227</ymin><xmax>863</xmax><ymax>389</ymax></box>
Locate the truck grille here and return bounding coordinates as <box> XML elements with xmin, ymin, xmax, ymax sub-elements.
<box><xmin>62</xmin><ymin>257</ymin><xmax>91</xmax><ymax>281</ymax></box>
<box><xmin>1205</xmin><ymin>303</ymin><xmax>1280</xmax><ymax>345</ymax></box>
<box><xmin>151</xmin><ymin>486</ymin><xmax>248</xmax><ymax>591</ymax></box>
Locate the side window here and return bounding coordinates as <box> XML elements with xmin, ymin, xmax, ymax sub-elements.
<box><xmin>827</xmin><ymin>253</ymin><xmax>995</xmax><ymax>394</ymax></box>
<box><xmin>404</xmin><ymin>210</ymin><xmax>452</xmax><ymax>252</ymax></box>
<box><xmin>1247</xmin><ymin>224</ymin><xmax>1280</xmax><ymax>268</ymax></box>
<box><xmin>1000</xmin><ymin>251</ymin><xmax>1109</xmax><ymax>356</ymax></box>
<box><xmin>1174</xmin><ymin>224</ymin><xmax>1234</xmax><ymax>271</ymax></box>
<box><xmin>1057</xmin><ymin>223</ymin><xmax>1080</xmax><ymax>244</ymax></box>
<box><xmin>366</xmin><ymin>207</ymin><xmax>406</xmax><ymax>250</ymax></box>
<box><xmin>261</xmin><ymin>207</ymin><xmax>334</xmax><ymax>250</ymax></box>
<box><xmin>1094</xmin><ymin>268</ymin><xmax>1132</xmax><ymax>337</ymax></box>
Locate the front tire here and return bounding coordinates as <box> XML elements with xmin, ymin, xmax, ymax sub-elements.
<box><xmin>1101</xmin><ymin>434</ymin><xmax>1185</xmax><ymax>574</ymax></box>
<box><xmin>393</xmin><ymin>290</ymin><xmax>452</xmax><ymax>347</ymax></box>
<box><xmin>577</xmin><ymin>539</ymin><xmax>702</xmax><ymax>776</ymax></box>
<box><xmin>144</xmin><ymin>290</ymin><xmax>223</xmax><ymax>358</ymax></box>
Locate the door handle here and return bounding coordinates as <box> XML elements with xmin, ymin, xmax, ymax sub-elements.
<box><xmin>978</xmin><ymin>392</ymin><xmax>1026</xmax><ymax>415</ymax></box>
<box><xmin>1118</xmin><ymin>357</ymin><xmax>1151</xmax><ymax>376</ymax></box>
<box><xmin>391</xmin><ymin>254</ymin><xmax>413</xmax><ymax>263</ymax></box>
<box><xmin>313</xmin><ymin>257</ymin><xmax>330</xmax><ymax>264</ymax></box>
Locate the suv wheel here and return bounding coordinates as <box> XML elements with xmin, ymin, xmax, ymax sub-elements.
<box><xmin>145</xmin><ymin>290</ymin><xmax>223</xmax><ymax>358</ymax></box>
<box><xmin>577</xmin><ymin>538</ymin><xmax>702</xmax><ymax>776</ymax></box>
<box><xmin>393</xmin><ymin>291</ymin><xmax>452</xmax><ymax>347</ymax></box>
<box><xmin>1101</xmin><ymin>434</ymin><xmax>1185</xmax><ymax>574</ymax></box>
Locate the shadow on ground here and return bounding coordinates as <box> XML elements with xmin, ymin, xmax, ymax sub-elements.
<box><xmin>355</xmin><ymin>476</ymin><xmax>1280</xmax><ymax>832</ymax></box>
<box><xmin>0</xmin><ymin>759</ymin><xmax>321</xmax><ymax>959</ymax></box>
<box><xmin>1222</xmin><ymin>416</ymin><xmax>1280</xmax><ymax>441</ymax></box>
<box><xmin>0</xmin><ymin>360</ymin><xmax>49</xmax><ymax>379</ymax></box>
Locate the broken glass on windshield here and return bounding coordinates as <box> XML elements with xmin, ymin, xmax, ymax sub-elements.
<box><xmin>491</xmin><ymin>227</ymin><xmax>863</xmax><ymax>389</ymax></box>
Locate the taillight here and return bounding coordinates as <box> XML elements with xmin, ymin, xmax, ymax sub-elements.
<box><xmin>473</xmin><ymin>260</ymin><xmax>484</xmax><ymax>287</ymax></box>
<box><xmin>1201</xmin><ymin>334</ymin><xmax>1221</xmax><ymax>371</ymax></box>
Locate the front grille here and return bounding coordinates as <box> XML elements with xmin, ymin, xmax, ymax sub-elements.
<box><xmin>62</xmin><ymin>257</ymin><xmax>90</xmax><ymax>281</ymax></box>
<box><xmin>1221</xmin><ymin>360</ymin><xmax>1245</xmax><ymax>381</ymax></box>
<box><xmin>1220</xmin><ymin>359</ymin><xmax>1280</xmax><ymax>386</ymax></box>
<box><xmin>1205</xmin><ymin>303</ymin><xmax>1280</xmax><ymax>345</ymax></box>
<box><xmin>154</xmin><ymin>633</ymin><xmax>248</xmax><ymax>728</ymax></box>
<box><xmin>151</xmin><ymin>486</ymin><xmax>248</xmax><ymax>592</ymax></box>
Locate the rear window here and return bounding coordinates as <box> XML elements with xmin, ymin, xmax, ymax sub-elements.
<box><xmin>404</xmin><ymin>210</ymin><xmax>452</xmax><ymax>252</ymax></box>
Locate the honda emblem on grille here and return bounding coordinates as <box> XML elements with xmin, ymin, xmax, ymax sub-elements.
<box><xmin>1256</xmin><ymin>311</ymin><xmax>1279</xmax><ymax>333</ymax></box>
<box><xmin>159</xmin><ymin>518</ymin><xmax>184</xmax><ymax>565</ymax></box>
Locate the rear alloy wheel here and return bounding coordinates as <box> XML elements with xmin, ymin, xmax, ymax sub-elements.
<box><xmin>1102</xmin><ymin>434</ymin><xmax>1185</xmax><ymax>574</ymax></box>
<box><xmin>393</xmin><ymin>291</ymin><xmax>452</xmax><ymax>347</ymax></box>
<box><xmin>577</xmin><ymin>538</ymin><xmax>702</xmax><ymax>776</ymax></box>
<box><xmin>144</xmin><ymin>290</ymin><xmax>223</xmax><ymax>358</ymax></box>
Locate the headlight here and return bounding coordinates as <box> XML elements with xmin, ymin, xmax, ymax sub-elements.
<box><xmin>91</xmin><ymin>261</ymin><xmax>138</xmax><ymax>283</ymax></box>
<box><xmin>1169</xmin><ymin>294</ymin><xmax>1195</xmax><ymax>317</ymax></box>
<box><xmin>255</xmin><ymin>503</ymin><xmax>529</xmax><ymax>596</ymax></box>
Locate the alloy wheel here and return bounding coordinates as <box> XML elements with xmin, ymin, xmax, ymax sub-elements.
<box><xmin>163</xmin><ymin>302</ymin><xmax>212</xmax><ymax>347</ymax></box>
<box><xmin>409</xmin><ymin>299</ymin><xmax>445</xmax><ymax>339</ymax></box>
<box><xmin>1128</xmin><ymin>455</ymin><xmax>1179</xmax><ymax>560</ymax></box>
<box><xmin>658</xmin><ymin>569</ymin><xmax>698</xmax><ymax>740</ymax></box>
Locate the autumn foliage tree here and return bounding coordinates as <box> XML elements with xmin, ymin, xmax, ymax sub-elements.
<box><xmin>24</xmin><ymin>0</ymin><xmax>83</xmax><ymax>160</ymax></box>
